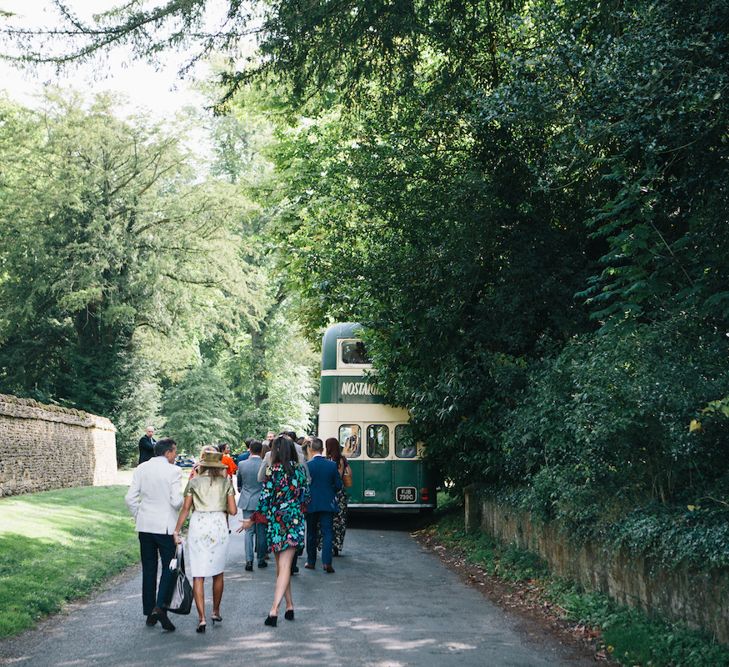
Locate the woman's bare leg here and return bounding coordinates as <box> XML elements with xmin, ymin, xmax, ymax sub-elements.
<box><xmin>270</xmin><ymin>548</ymin><xmax>295</xmax><ymax>616</ymax></box>
<box><xmin>212</xmin><ymin>573</ymin><xmax>224</xmax><ymax>617</ymax></box>
<box><xmin>193</xmin><ymin>577</ymin><xmax>206</xmax><ymax>623</ymax></box>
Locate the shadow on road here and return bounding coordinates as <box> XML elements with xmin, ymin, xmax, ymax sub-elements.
<box><xmin>346</xmin><ymin>511</ymin><xmax>433</xmax><ymax>532</ymax></box>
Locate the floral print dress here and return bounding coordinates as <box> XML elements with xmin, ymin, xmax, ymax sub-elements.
<box><xmin>257</xmin><ymin>462</ymin><xmax>310</xmax><ymax>553</ymax></box>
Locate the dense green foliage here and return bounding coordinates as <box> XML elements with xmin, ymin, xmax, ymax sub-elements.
<box><xmin>2</xmin><ymin>0</ymin><xmax>729</xmax><ymax>566</ymax></box>
<box><xmin>244</xmin><ymin>0</ymin><xmax>729</xmax><ymax>566</ymax></box>
<box><xmin>0</xmin><ymin>92</ymin><xmax>318</xmax><ymax>463</ymax></box>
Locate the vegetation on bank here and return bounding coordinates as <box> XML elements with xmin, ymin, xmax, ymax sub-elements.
<box><xmin>428</xmin><ymin>511</ymin><xmax>729</xmax><ymax>667</ymax></box>
<box><xmin>0</xmin><ymin>486</ymin><xmax>137</xmax><ymax>638</ymax></box>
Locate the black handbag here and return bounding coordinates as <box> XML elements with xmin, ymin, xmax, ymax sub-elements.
<box><xmin>164</xmin><ymin>544</ymin><xmax>193</xmax><ymax>615</ymax></box>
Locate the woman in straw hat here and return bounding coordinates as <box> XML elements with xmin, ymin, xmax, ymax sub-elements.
<box><xmin>173</xmin><ymin>446</ymin><xmax>237</xmax><ymax>633</ymax></box>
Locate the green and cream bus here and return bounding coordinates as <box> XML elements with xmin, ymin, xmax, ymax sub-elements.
<box><xmin>318</xmin><ymin>323</ymin><xmax>437</xmax><ymax>512</ymax></box>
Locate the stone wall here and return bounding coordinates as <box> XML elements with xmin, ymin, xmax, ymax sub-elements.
<box><xmin>464</xmin><ymin>486</ymin><xmax>729</xmax><ymax>645</ymax></box>
<box><xmin>0</xmin><ymin>394</ymin><xmax>117</xmax><ymax>497</ymax></box>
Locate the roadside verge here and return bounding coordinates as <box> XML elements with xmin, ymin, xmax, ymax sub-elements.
<box><xmin>415</xmin><ymin>508</ymin><xmax>729</xmax><ymax>667</ymax></box>
<box><xmin>0</xmin><ymin>485</ymin><xmax>137</xmax><ymax>638</ymax></box>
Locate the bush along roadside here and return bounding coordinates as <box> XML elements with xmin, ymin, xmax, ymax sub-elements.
<box><xmin>419</xmin><ymin>510</ymin><xmax>729</xmax><ymax>667</ymax></box>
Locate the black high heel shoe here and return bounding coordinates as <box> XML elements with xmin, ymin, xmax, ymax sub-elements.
<box><xmin>264</xmin><ymin>615</ymin><xmax>278</xmax><ymax>627</ymax></box>
<box><xmin>284</xmin><ymin>609</ymin><xmax>294</xmax><ymax>621</ymax></box>
<box><xmin>196</xmin><ymin>621</ymin><xmax>207</xmax><ymax>633</ymax></box>
<box><xmin>211</xmin><ymin>614</ymin><xmax>222</xmax><ymax>625</ymax></box>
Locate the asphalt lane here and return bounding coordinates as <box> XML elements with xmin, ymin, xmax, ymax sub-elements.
<box><xmin>0</xmin><ymin>514</ymin><xmax>582</xmax><ymax>667</ymax></box>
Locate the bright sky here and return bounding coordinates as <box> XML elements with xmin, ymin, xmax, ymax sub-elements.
<box><xmin>0</xmin><ymin>0</ymin><xmax>233</xmax><ymax>118</ymax></box>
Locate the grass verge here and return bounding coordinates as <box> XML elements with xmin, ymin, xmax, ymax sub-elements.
<box><xmin>424</xmin><ymin>510</ymin><xmax>729</xmax><ymax>667</ymax></box>
<box><xmin>0</xmin><ymin>485</ymin><xmax>138</xmax><ymax>638</ymax></box>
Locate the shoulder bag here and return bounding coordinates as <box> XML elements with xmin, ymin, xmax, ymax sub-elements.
<box><xmin>164</xmin><ymin>544</ymin><xmax>193</xmax><ymax>615</ymax></box>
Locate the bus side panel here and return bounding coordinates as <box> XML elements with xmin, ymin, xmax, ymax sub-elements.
<box><xmin>392</xmin><ymin>460</ymin><xmax>421</xmax><ymax>504</ymax></box>
<box><xmin>347</xmin><ymin>459</ymin><xmax>364</xmax><ymax>505</ymax></box>
<box><xmin>362</xmin><ymin>460</ymin><xmax>392</xmax><ymax>505</ymax></box>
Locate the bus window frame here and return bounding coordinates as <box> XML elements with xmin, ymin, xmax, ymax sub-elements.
<box><xmin>366</xmin><ymin>423</ymin><xmax>390</xmax><ymax>459</ymax></box>
<box><xmin>339</xmin><ymin>423</ymin><xmax>362</xmax><ymax>459</ymax></box>
<box><xmin>338</xmin><ymin>338</ymin><xmax>373</xmax><ymax>369</ymax></box>
<box><xmin>394</xmin><ymin>423</ymin><xmax>417</xmax><ymax>459</ymax></box>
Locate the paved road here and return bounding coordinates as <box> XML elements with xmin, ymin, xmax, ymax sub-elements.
<box><xmin>0</xmin><ymin>516</ymin><xmax>584</xmax><ymax>667</ymax></box>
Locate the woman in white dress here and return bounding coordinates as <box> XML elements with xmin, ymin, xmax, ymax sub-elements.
<box><xmin>174</xmin><ymin>447</ymin><xmax>236</xmax><ymax>633</ymax></box>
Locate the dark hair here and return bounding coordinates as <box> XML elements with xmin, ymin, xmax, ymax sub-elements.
<box><xmin>249</xmin><ymin>439</ymin><xmax>263</xmax><ymax>455</ymax></box>
<box><xmin>270</xmin><ymin>435</ymin><xmax>294</xmax><ymax>475</ymax></box>
<box><xmin>290</xmin><ymin>439</ymin><xmax>299</xmax><ymax>463</ymax></box>
<box><xmin>285</xmin><ymin>431</ymin><xmax>297</xmax><ymax>441</ymax></box>
<box><xmin>310</xmin><ymin>437</ymin><xmax>324</xmax><ymax>453</ymax></box>
<box><xmin>325</xmin><ymin>437</ymin><xmax>341</xmax><ymax>465</ymax></box>
<box><xmin>154</xmin><ymin>438</ymin><xmax>176</xmax><ymax>457</ymax></box>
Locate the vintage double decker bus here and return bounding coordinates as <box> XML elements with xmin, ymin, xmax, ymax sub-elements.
<box><xmin>318</xmin><ymin>323</ymin><xmax>436</xmax><ymax>512</ymax></box>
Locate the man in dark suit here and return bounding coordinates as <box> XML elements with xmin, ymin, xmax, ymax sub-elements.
<box><xmin>138</xmin><ymin>426</ymin><xmax>156</xmax><ymax>465</ymax></box>
<box><xmin>304</xmin><ymin>437</ymin><xmax>342</xmax><ymax>573</ymax></box>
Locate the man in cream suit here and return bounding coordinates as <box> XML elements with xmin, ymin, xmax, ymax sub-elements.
<box><xmin>125</xmin><ymin>437</ymin><xmax>182</xmax><ymax>631</ymax></box>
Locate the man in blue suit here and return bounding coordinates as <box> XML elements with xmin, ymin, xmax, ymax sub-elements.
<box><xmin>304</xmin><ymin>437</ymin><xmax>342</xmax><ymax>573</ymax></box>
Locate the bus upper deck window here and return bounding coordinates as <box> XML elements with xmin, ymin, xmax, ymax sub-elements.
<box><xmin>395</xmin><ymin>424</ymin><xmax>416</xmax><ymax>458</ymax></box>
<box><xmin>339</xmin><ymin>424</ymin><xmax>361</xmax><ymax>458</ymax></box>
<box><xmin>367</xmin><ymin>424</ymin><xmax>389</xmax><ymax>459</ymax></box>
<box><xmin>340</xmin><ymin>340</ymin><xmax>371</xmax><ymax>365</ymax></box>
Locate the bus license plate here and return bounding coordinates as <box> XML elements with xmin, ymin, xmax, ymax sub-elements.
<box><xmin>396</xmin><ymin>487</ymin><xmax>417</xmax><ymax>503</ymax></box>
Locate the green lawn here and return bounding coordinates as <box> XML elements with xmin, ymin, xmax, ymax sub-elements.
<box><xmin>0</xmin><ymin>485</ymin><xmax>138</xmax><ymax>638</ymax></box>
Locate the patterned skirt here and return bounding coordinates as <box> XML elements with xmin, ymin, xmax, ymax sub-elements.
<box><xmin>318</xmin><ymin>490</ymin><xmax>348</xmax><ymax>552</ymax></box>
<box><xmin>188</xmin><ymin>511</ymin><xmax>229</xmax><ymax>577</ymax></box>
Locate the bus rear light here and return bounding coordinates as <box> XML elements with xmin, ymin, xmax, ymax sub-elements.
<box><xmin>420</xmin><ymin>488</ymin><xmax>429</xmax><ymax>502</ymax></box>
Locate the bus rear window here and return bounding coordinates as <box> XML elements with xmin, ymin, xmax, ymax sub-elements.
<box><xmin>340</xmin><ymin>340</ymin><xmax>371</xmax><ymax>365</ymax></box>
<box><xmin>339</xmin><ymin>424</ymin><xmax>361</xmax><ymax>458</ymax></box>
<box><xmin>395</xmin><ymin>424</ymin><xmax>417</xmax><ymax>458</ymax></box>
<box><xmin>366</xmin><ymin>424</ymin><xmax>389</xmax><ymax>459</ymax></box>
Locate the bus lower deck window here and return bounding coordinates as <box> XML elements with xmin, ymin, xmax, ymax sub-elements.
<box><xmin>367</xmin><ymin>424</ymin><xmax>389</xmax><ymax>458</ymax></box>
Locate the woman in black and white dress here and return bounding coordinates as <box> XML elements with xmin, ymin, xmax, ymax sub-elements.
<box><xmin>174</xmin><ymin>447</ymin><xmax>236</xmax><ymax>633</ymax></box>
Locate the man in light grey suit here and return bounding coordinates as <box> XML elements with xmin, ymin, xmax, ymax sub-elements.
<box><xmin>237</xmin><ymin>440</ymin><xmax>267</xmax><ymax>571</ymax></box>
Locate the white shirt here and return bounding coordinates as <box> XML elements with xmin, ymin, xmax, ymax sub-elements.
<box><xmin>125</xmin><ymin>456</ymin><xmax>183</xmax><ymax>534</ymax></box>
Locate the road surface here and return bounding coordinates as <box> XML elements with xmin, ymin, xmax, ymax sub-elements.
<box><xmin>0</xmin><ymin>515</ymin><xmax>587</xmax><ymax>666</ymax></box>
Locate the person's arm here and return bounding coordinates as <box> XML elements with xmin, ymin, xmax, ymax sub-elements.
<box><xmin>226</xmin><ymin>478</ymin><xmax>237</xmax><ymax>515</ymax></box>
<box><xmin>124</xmin><ymin>469</ymin><xmax>141</xmax><ymax>518</ymax></box>
<box><xmin>173</xmin><ymin>495</ymin><xmax>193</xmax><ymax>545</ymax></box>
<box><xmin>236</xmin><ymin>467</ymin><xmax>243</xmax><ymax>492</ymax></box>
<box><xmin>170</xmin><ymin>466</ymin><xmax>183</xmax><ymax>510</ymax></box>
<box><xmin>256</xmin><ymin>456</ymin><xmax>268</xmax><ymax>483</ymax></box>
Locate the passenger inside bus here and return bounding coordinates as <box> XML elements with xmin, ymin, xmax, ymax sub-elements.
<box><xmin>340</xmin><ymin>424</ymin><xmax>361</xmax><ymax>458</ymax></box>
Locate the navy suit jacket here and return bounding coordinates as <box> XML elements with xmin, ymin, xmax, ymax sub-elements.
<box><xmin>306</xmin><ymin>456</ymin><xmax>342</xmax><ymax>513</ymax></box>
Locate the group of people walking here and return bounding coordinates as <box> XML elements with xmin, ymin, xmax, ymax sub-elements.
<box><xmin>124</xmin><ymin>429</ymin><xmax>351</xmax><ymax>633</ymax></box>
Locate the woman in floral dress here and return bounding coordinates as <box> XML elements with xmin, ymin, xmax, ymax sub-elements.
<box><xmin>240</xmin><ymin>435</ymin><xmax>309</xmax><ymax>626</ymax></box>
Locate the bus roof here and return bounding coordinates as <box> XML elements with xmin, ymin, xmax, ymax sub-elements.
<box><xmin>321</xmin><ymin>322</ymin><xmax>363</xmax><ymax>370</ymax></box>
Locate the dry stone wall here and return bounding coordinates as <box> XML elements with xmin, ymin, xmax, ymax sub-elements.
<box><xmin>465</xmin><ymin>487</ymin><xmax>729</xmax><ymax>645</ymax></box>
<box><xmin>0</xmin><ymin>394</ymin><xmax>117</xmax><ymax>497</ymax></box>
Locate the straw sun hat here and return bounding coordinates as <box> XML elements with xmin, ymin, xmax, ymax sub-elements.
<box><xmin>198</xmin><ymin>448</ymin><xmax>227</xmax><ymax>468</ymax></box>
